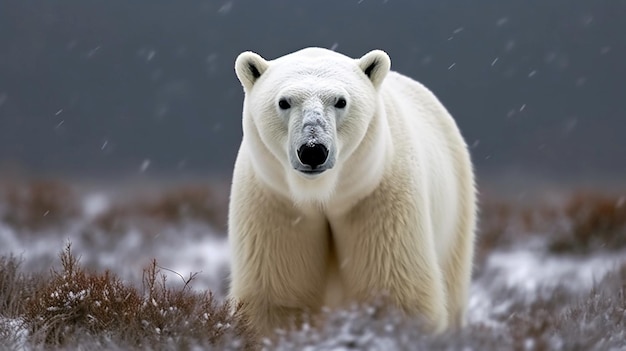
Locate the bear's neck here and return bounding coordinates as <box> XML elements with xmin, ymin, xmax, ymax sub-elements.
<box><xmin>327</xmin><ymin>102</ymin><xmax>394</xmax><ymax>216</ymax></box>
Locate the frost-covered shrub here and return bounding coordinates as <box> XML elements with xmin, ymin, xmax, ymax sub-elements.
<box><xmin>23</xmin><ymin>243</ymin><xmax>251</xmax><ymax>349</ymax></box>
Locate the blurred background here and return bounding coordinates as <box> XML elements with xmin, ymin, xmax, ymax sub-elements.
<box><xmin>1</xmin><ymin>0</ymin><xmax>624</xmax><ymax>187</ymax></box>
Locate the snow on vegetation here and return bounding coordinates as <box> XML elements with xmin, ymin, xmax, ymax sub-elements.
<box><xmin>0</xmin><ymin>180</ymin><xmax>625</xmax><ymax>349</ymax></box>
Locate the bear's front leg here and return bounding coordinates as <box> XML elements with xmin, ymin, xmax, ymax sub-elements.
<box><xmin>229</xmin><ymin>177</ymin><xmax>330</xmax><ymax>338</ymax></box>
<box><xmin>330</xmin><ymin>177</ymin><xmax>449</xmax><ymax>332</ymax></box>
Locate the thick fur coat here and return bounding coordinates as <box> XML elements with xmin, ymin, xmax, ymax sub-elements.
<box><xmin>229</xmin><ymin>47</ymin><xmax>476</xmax><ymax>337</ymax></box>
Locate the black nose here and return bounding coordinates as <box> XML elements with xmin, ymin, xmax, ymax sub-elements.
<box><xmin>297</xmin><ymin>143</ymin><xmax>329</xmax><ymax>169</ymax></box>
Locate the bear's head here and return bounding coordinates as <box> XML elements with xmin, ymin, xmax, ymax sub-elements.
<box><xmin>235</xmin><ymin>47</ymin><xmax>391</xmax><ymax>206</ymax></box>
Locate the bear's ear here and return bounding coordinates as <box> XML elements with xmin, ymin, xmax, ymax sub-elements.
<box><xmin>357</xmin><ymin>50</ymin><xmax>391</xmax><ymax>89</ymax></box>
<box><xmin>235</xmin><ymin>51</ymin><xmax>270</xmax><ymax>91</ymax></box>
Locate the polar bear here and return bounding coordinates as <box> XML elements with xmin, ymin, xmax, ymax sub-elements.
<box><xmin>229</xmin><ymin>47</ymin><xmax>476</xmax><ymax>337</ymax></box>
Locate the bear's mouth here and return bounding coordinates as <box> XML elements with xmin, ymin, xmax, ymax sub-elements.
<box><xmin>299</xmin><ymin>169</ymin><xmax>326</xmax><ymax>176</ymax></box>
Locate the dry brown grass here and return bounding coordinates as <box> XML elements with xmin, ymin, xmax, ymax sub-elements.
<box><xmin>20</xmin><ymin>243</ymin><xmax>252</xmax><ymax>349</ymax></box>
<box><xmin>0</xmin><ymin>180</ymin><xmax>79</xmax><ymax>229</ymax></box>
<box><xmin>477</xmin><ymin>191</ymin><xmax>626</xmax><ymax>259</ymax></box>
<box><xmin>0</xmin><ymin>180</ymin><xmax>227</xmax><ymax>234</ymax></box>
<box><xmin>476</xmin><ymin>198</ymin><xmax>515</xmax><ymax>265</ymax></box>
<box><xmin>549</xmin><ymin>192</ymin><xmax>626</xmax><ymax>254</ymax></box>
<box><xmin>92</xmin><ymin>185</ymin><xmax>228</xmax><ymax>235</ymax></box>
<box><xmin>0</xmin><ymin>255</ymin><xmax>40</xmax><ymax>319</ymax></box>
<box><xmin>2</xmin><ymin>181</ymin><xmax>626</xmax><ymax>349</ymax></box>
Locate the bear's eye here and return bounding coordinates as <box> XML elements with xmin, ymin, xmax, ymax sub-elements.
<box><xmin>334</xmin><ymin>98</ymin><xmax>347</xmax><ymax>109</ymax></box>
<box><xmin>278</xmin><ymin>99</ymin><xmax>291</xmax><ymax>110</ymax></box>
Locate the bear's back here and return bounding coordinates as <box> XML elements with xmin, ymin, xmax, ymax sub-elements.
<box><xmin>380</xmin><ymin>71</ymin><xmax>469</xmax><ymax>262</ymax></box>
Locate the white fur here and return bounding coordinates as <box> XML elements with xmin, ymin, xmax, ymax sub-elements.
<box><xmin>229</xmin><ymin>47</ymin><xmax>477</xmax><ymax>337</ymax></box>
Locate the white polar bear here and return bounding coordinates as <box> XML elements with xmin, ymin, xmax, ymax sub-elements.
<box><xmin>229</xmin><ymin>47</ymin><xmax>476</xmax><ymax>337</ymax></box>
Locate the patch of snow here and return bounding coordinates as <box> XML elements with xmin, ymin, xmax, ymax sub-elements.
<box><xmin>0</xmin><ymin>224</ymin><xmax>22</xmax><ymax>256</ymax></box>
<box><xmin>467</xmin><ymin>284</ymin><xmax>509</xmax><ymax>329</ymax></box>
<box><xmin>83</xmin><ymin>193</ymin><xmax>109</xmax><ymax>218</ymax></box>
<box><xmin>486</xmin><ymin>250</ymin><xmax>626</xmax><ymax>293</ymax></box>
<box><xmin>163</xmin><ymin>233</ymin><xmax>231</xmax><ymax>292</ymax></box>
<box><xmin>0</xmin><ymin>316</ymin><xmax>29</xmax><ymax>350</ymax></box>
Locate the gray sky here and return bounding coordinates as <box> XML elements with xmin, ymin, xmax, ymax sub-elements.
<box><xmin>0</xmin><ymin>0</ymin><xmax>624</xmax><ymax>181</ymax></box>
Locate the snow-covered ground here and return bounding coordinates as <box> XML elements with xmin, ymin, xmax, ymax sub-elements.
<box><xmin>0</xmin><ymin>191</ymin><xmax>231</xmax><ymax>294</ymax></box>
<box><xmin>1</xmin><ymin>187</ymin><xmax>625</xmax><ymax>349</ymax></box>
